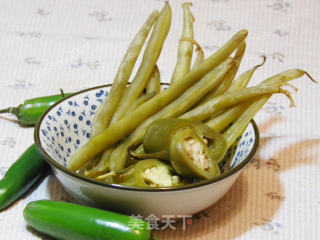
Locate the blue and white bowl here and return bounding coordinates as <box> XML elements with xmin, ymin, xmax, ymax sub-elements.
<box><xmin>34</xmin><ymin>84</ymin><xmax>259</xmax><ymax>217</ymax></box>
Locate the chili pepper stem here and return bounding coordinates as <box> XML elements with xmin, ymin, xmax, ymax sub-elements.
<box><xmin>0</xmin><ymin>107</ymin><xmax>11</xmax><ymax>114</ymax></box>
<box><xmin>0</xmin><ymin>107</ymin><xmax>20</xmax><ymax>118</ymax></box>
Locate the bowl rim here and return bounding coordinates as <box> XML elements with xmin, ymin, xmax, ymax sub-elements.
<box><xmin>34</xmin><ymin>84</ymin><xmax>260</xmax><ymax>192</ymax></box>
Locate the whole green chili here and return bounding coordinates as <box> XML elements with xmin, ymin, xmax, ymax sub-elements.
<box><xmin>24</xmin><ymin>200</ymin><xmax>151</xmax><ymax>240</ymax></box>
<box><xmin>0</xmin><ymin>91</ymin><xmax>71</xmax><ymax>126</ymax></box>
<box><xmin>0</xmin><ymin>144</ymin><xmax>49</xmax><ymax>210</ymax></box>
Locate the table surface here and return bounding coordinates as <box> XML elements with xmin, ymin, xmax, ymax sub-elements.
<box><xmin>0</xmin><ymin>0</ymin><xmax>319</xmax><ymax>239</ymax></box>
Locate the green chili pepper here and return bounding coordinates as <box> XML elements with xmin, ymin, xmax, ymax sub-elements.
<box><xmin>0</xmin><ymin>91</ymin><xmax>71</xmax><ymax>125</ymax></box>
<box><xmin>140</xmin><ymin>118</ymin><xmax>195</xmax><ymax>160</ymax></box>
<box><xmin>134</xmin><ymin>159</ymin><xmax>181</xmax><ymax>188</ymax></box>
<box><xmin>170</xmin><ymin>128</ymin><xmax>221</xmax><ymax>180</ymax></box>
<box><xmin>0</xmin><ymin>144</ymin><xmax>49</xmax><ymax>210</ymax></box>
<box><xmin>23</xmin><ymin>200</ymin><xmax>151</xmax><ymax>240</ymax></box>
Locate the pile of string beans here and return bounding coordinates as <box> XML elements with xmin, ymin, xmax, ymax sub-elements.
<box><xmin>67</xmin><ymin>2</ymin><xmax>316</xmax><ymax>186</ymax></box>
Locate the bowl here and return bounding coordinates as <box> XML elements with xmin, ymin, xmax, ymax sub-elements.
<box><xmin>34</xmin><ymin>84</ymin><xmax>259</xmax><ymax>218</ymax></box>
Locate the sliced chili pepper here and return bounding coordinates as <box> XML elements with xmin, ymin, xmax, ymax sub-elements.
<box><xmin>0</xmin><ymin>144</ymin><xmax>49</xmax><ymax>210</ymax></box>
<box><xmin>192</xmin><ymin>121</ymin><xmax>228</xmax><ymax>163</ymax></box>
<box><xmin>111</xmin><ymin>160</ymin><xmax>188</xmax><ymax>188</ymax></box>
<box><xmin>139</xmin><ymin>118</ymin><xmax>194</xmax><ymax>160</ymax></box>
<box><xmin>0</xmin><ymin>91</ymin><xmax>71</xmax><ymax>125</ymax></box>
<box><xmin>170</xmin><ymin>128</ymin><xmax>221</xmax><ymax>179</ymax></box>
<box><xmin>134</xmin><ymin>159</ymin><xmax>181</xmax><ymax>188</ymax></box>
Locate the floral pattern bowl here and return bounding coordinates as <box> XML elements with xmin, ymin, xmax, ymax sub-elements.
<box><xmin>34</xmin><ymin>84</ymin><xmax>259</xmax><ymax>218</ymax></box>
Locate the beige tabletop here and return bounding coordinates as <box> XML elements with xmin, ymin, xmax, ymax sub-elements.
<box><xmin>0</xmin><ymin>0</ymin><xmax>319</xmax><ymax>239</ymax></box>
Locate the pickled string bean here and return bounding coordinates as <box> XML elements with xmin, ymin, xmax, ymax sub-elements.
<box><xmin>90</xmin><ymin>10</ymin><xmax>159</xmax><ymax>137</ymax></box>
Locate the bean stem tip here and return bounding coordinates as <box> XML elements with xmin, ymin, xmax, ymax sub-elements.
<box><xmin>304</xmin><ymin>71</ymin><xmax>318</xmax><ymax>83</ymax></box>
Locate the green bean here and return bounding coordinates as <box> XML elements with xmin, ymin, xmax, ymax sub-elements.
<box><xmin>198</xmin><ymin>42</ymin><xmax>246</xmax><ymax>103</ymax></box>
<box><xmin>211</xmin><ymin>41</ymin><xmax>246</xmax><ymax>95</ymax></box>
<box><xmin>171</xmin><ymin>2</ymin><xmax>194</xmax><ymax>83</ymax></box>
<box><xmin>68</xmin><ymin>29</ymin><xmax>248</xmax><ymax>171</ymax></box>
<box><xmin>192</xmin><ymin>46</ymin><xmax>204</xmax><ymax>70</ymax></box>
<box><xmin>84</xmin><ymin>147</ymin><xmax>115</xmax><ymax>178</ymax></box>
<box><xmin>204</xmin><ymin>55</ymin><xmax>267</xmax><ymax>132</ymax></box>
<box><xmin>146</xmin><ymin>65</ymin><xmax>161</xmax><ymax>95</ymax></box>
<box><xmin>90</xmin><ymin>10</ymin><xmax>159</xmax><ymax>137</ymax></box>
<box><xmin>92</xmin><ymin>90</ymin><xmax>155</xmax><ymax>175</ymax></box>
<box><xmin>126</xmin><ymin>92</ymin><xmax>156</xmax><ymax>115</ymax></box>
<box><xmin>110</xmin><ymin>2</ymin><xmax>172</xmax><ymax>125</ymax></box>
<box><xmin>205</xmin><ymin>101</ymin><xmax>251</xmax><ymax>132</ymax></box>
<box><xmin>223</xmin><ymin>69</ymin><xmax>316</xmax><ymax>149</ymax></box>
<box><xmin>261</xmin><ymin>68</ymin><xmax>317</xmax><ymax>86</ymax></box>
<box><xmin>95</xmin><ymin>171</ymin><xmax>117</xmax><ymax>181</ymax></box>
<box><xmin>147</xmin><ymin>59</ymin><xmax>234</xmax><ymax>119</ymax></box>
<box><xmin>88</xmin><ymin>11</ymin><xmax>159</xmax><ymax>172</ymax></box>
<box><xmin>228</xmin><ymin>55</ymin><xmax>266</xmax><ymax>91</ymax></box>
<box><xmin>234</xmin><ymin>41</ymin><xmax>246</xmax><ymax>61</ymax></box>
<box><xmin>108</xmin><ymin>58</ymin><xmax>235</xmax><ymax>172</ymax></box>
<box><xmin>198</xmin><ymin>64</ymin><xmax>236</xmax><ymax>103</ymax></box>
<box><xmin>180</xmin><ymin>37</ymin><xmax>204</xmax><ymax>70</ymax></box>
<box><xmin>223</xmin><ymin>98</ymin><xmax>269</xmax><ymax>149</ymax></box>
<box><xmin>134</xmin><ymin>144</ymin><xmax>145</xmax><ymax>155</ymax></box>
<box><xmin>179</xmin><ymin>85</ymin><xmax>289</xmax><ymax>122</ymax></box>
